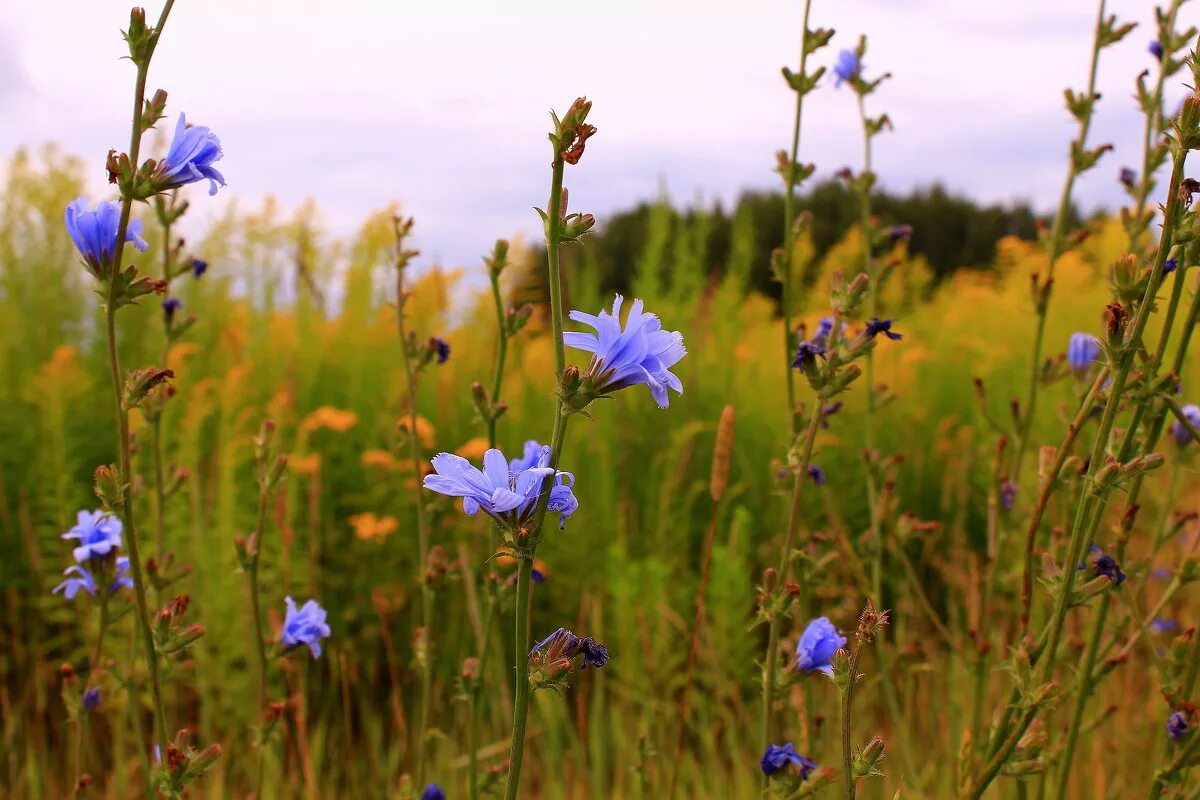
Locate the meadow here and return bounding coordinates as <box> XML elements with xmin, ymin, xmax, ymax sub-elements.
<box><xmin>1</xmin><ymin>2</ymin><xmax>1199</xmax><ymax>799</ymax></box>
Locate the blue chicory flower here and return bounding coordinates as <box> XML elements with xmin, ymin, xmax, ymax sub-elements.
<box><xmin>420</xmin><ymin>784</ymin><xmax>446</xmax><ymax>800</ymax></box>
<box><xmin>564</xmin><ymin>294</ymin><xmax>686</xmax><ymax>408</ymax></box>
<box><xmin>64</xmin><ymin>197</ymin><xmax>148</xmax><ymax>272</ymax></box>
<box><xmin>1066</xmin><ymin>333</ymin><xmax>1101</xmax><ymax>372</ymax></box>
<box><xmin>1163</xmin><ymin>258</ymin><xmax>1178</xmax><ymax>275</ymax></box>
<box><xmin>808</xmin><ymin>465</ymin><xmax>826</xmax><ymax>485</ymax></box>
<box><xmin>431</xmin><ymin>337</ymin><xmax>450</xmax><ymax>364</ymax></box>
<box><xmin>795</xmin><ymin>616</ymin><xmax>846</xmax><ymax>676</ymax></box>
<box><xmin>159</xmin><ymin>113</ymin><xmax>226</xmax><ymax>195</ymax></box>
<box><xmin>1119</xmin><ymin>167</ymin><xmax>1137</xmax><ymax>188</ymax></box>
<box><xmin>424</xmin><ymin>445</ymin><xmax>579</xmax><ymax>529</ymax></box>
<box><xmin>1167</xmin><ymin>710</ymin><xmax>1189</xmax><ymax>741</ymax></box>
<box><xmin>112</xmin><ymin>557</ymin><xmax>134</xmax><ymax>593</ymax></box>
<box><xmin>1150</xmin><ymin>40</ymin><xmax>1165</xmax><ymax>60</ymax></box>
<box><xmin>281</xmin><ymin>597</ymin><xmax>332</xmax><ymax>659</ymax></box>
<box><xmin>864</xmin><ymin>318</ymin><xmax>902</xmax><ymax>341</ymax></box>
<box><xmin>191</xmin><ymin>258</ymin><xmax>208</xmax><ymax>278</ymax></box>
<box><xmin>833</xmin><ymin>49</ymin><xmax>861</xmax><ymax>87</ymax></box>
<box><xmin>792</xmin><ymin>339</ymin><xmax>826</xmax><ymax>370</ymax></box>
<box><xmin>163</xmin><ymin>297</ymin><xmax>182</xmax><ymax>322</ymax></box>
<box><xmin>1150</xmin><ymin>618</ymin><xmax>1178</xmax><ymax>634</ymax></box>
<box><xmin>760</xmin><ymin>742</ymin><xmax>818</xmax><ymax>778</ymax></box>
<box><xmin>1170</xmin><ymin>403</ymin><xmax>1200</xmax><ymax>445</ymax></box>
<box><xmin>63</xmin><ymin>510</ymin><xmax>123</xmax><ymax>563</ymax></box>
<box><xmin>530</xmin><ymin>627</ymin><xmax>610</xmax><ymax>668</ymax></box>
<box><xmin>82</xmin><ymin>687</ymin><xmax>102</xmax><ymax>711</ymax></box>
<box><xmin>1081</xmin><ymin>545</ymin><xmax>1125</xmax><ymax>586</ymax></box>
<box><xmin>53</xmin><ymin>565</ymin><xmax>96</xmax><ymax>599</ymax></box>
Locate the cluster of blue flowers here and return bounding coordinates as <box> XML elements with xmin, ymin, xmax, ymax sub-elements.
<box><xmin>52</xmin><ymin>510</ymin><xmax>133</xmax><ymax>600</ymax></box>
<box><xmin>423</xmin><ymin>443</ymin><xmax>579</xmax><ymax>530</ymax></box>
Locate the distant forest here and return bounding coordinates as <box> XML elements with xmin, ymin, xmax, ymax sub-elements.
<box><xmin>540</xmin><ymin>181</ymin><xmax>1078</xmax><ymax>302</ymax></box>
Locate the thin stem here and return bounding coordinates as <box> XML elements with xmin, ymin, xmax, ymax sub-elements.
<box><xmin>1052</xmin><ymin>588</ymin><xmax>1111</xmax><ymax>798</ymax></box>
<box><xmin>487</xmin><ymin>270</ymin><xmax>510</xmax><ymax>448</ymax></box>
<box><xmin>247</xmin><ymin>481</ymin><xmax>271</xmax><ymax>799</ymax></box>
<box><xmin>780</xmin><ymin>0</ymin><xmax>815</xmax><ymax>435</ymax></box>
<box><xmin>839</xmin><ymin>648</ymin><xmax>862</xmax><ymax>800</ymax></box>
<box><xmin>1013</xmin><ymin>0</ymin><xmax>1107</xmax><ymax>478</ymax></box>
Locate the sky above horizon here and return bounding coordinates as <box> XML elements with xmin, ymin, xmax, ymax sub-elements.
<box><xmin>1</xmin><ymin>0</ymin><xmax>1196</xmax><ymax>269</ymax></box>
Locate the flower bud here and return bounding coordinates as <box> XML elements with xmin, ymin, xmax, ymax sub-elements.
<box><xmin>94</xmin><ymin>465</ymin><xmax>126</xmax><ymax>511</ymax></box>
<box><xmin>851</xmin><ymin>736</ymin><xmax>886</xmax><ymax>779</ymax></box>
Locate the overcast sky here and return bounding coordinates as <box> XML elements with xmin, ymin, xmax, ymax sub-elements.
<box><xmin>1</xmin><ymin>0</ymin><xmax>1196</xmax><ymax>269</ymax></box>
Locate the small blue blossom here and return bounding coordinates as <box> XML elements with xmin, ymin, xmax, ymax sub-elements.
<box><xmin>64</xmin><ymin>197</ymin><xmax>148</xmax><ymax>271</ymax></box>
<box><xmin>1164</xmin><ymin>258</ymin><xmax>1178</xmax><ymax>275</ymax></box>
<box><xmin>82</xmin><ymin>687</ymin><xmax>102</xmax><ymax>711</ymax></box>
<box><xmin>1150</xmin><ymin>618</ymin><xmax>1178</xmax><ymax>634</ymax></box>
<box><xmin>1150</xmin><ymin>40</ymin><xmax>1165</xmax><ymax>60</ymax></box>
<box><xmin>159</xmin><ymin>113</ymin><xmax>226</xmax><ymax>195</ymax></box>
<box><xmin>163</xmin><ymin>297</ymin><xmax>182</xmax><ymax>322</ymax></box>
<box><xmin>820</xmin><ymin>401</ymin><xmax>843</xmax><ymax>429</ymax></box>
<box><xmin>794</xmin><ymin>616</ymin><xmax>846</xmax><ymax>676</ymax></box>
<box><xmin>509</xmin><ymin>440</ymin><xmax>545</xmax><ymax>473</ymax></box>
<box><xmin>890</xmin><ymin>224</ymin><xmax>913</xmax><ymax>241</ymax></box>
<box><xmin>564</xmin><ymin>294</ymin><xmax>686</xmax><ymax>408</ymax></box>
<box><xmin>864</xmin><ymin>318</ymin><xmax>902</xmax><ymax>340</ymax></box>
<box><xmin>760</xmin><ymin>742</ymin><xmax>818</xmax><ymax>778</ymax></box>
<box><xmin>1066</xmin><ymin>333</ymin><xmax>1101</xmax><ymax>372</ymax></box>
<box><xmin>281</xmin><ymin>597</ymin><xmax>332</xmax><ymax>659</ymax></box>
<box><xmin>1081</xmin><ymin>545</ymin><xmax>1125</xmax><ymax>586</ymax></box>
<box><xmin>531</xmin><ymin>568</ymin><xmax>546</xmax><ymax>583</ymax></box>
<box><xmin>53</xmin><ymin>566</ymin><xmax>96</xmax><ymax>599</ymax></box>
<box><xmin>423</xmin><ymin>446</ymin><xmax>578</xmax><ymax>529</ymax></box>
<box><xmin>63</xmin><ymin>510</ymin><xmax>123</xmax><ymax>563</ymax></box>
<box><xmin>191</xmin><ymin>258</ymin><xmax>208</xmax><ymax>278</ymax></box>
<box><xmin>808</xmin><ymin>465</ymin><xmax>826</xmax><ymax>485</ymax></box>
<box><xmin>420</xmin><ymin>784</ymin><xmax>446</xmax><ymax>800</ymax></box>
<box><xmin>431</xmin><ymin>337</ymin><xmax>450</xmax><ymax>364</ymax></box>
<box><xmin>112</xmin><ymin>557</ymin><xmax>134</xmax><ymax>593</ymax></box>
<box><xmin>1170</xmin><ymin>403</ymin><xmax>1200</xmax><ymax>445</ymax></box>
<box><xmin>833</xmin><ymin>49</ymin><xmax>861</xmax><ymax>87</ymax></box>
<box><xmin>1119</xmin><ymin>167</ymin><xmax>1137</xmax><ymax>188</ymax></box>
<box><xmin>1000</xmin><ymin>479</ymin><xmax>1017</xmax><ymax>512</ymax></box>
<box><xmin>1167</xmin><ymin>710</ymin><xmax>1189</xmax><ymax>742</ymax></box>
<box><xmin>792</xmin><ymin>340</ymin><xmax>826</xmax><ymax>370</ymax></box>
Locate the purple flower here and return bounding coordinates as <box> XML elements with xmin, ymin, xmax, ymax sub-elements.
<box><xmin>1150</xmin><ymin>40</ymin><xmax>1165</xmax><ymax>60</ymax></box>
<box><xmin>795</xmin><ymin>616</ymin><xmax>846</xmax><ymax>676</ymax></box>
<box><xmin>865</xmin><ymin>318</ymin><xmax>902</xmax><ymax>341</ymax></box>
<box><xmin>1164</xmin><ymin>258</ymin><xmax>1178</xmax><ymax>275</ymax></box>
<box><xmin>1000</xmin><ymin>479</ymin><xmax>1017</xmax><ymax>511</ymax></box>
<box><xmin>82</xmin><ymin>687</ymin><xmax>102</xmax><ymax>711</ymax></box>
<box><xmin>760</xmin><ymin>742</ymin><xmax>818</xmax><ymax>778</ymax></box>
<box><xmin>833</xmin><ymin>49</ymin><xmax>861</xmax><ymax>87</ymax></box>
<box><xmin>808</xmin><ymin>465</ymin><xmax>826</xmax><ymax>485</ymax></box>
<box><xmin>431</xmin><ymin>337</ymin><xmax>450</xmax><ymax>364</ymax></box>
<box><xmin>1167</xmin><ymin>711</ymin><xmax>1189</xmax><ymax>742</ymax></box>
<box><xmin>112</xmin><ymin>557</ymin><xmax>134</xmax><ymax>593</ymax></box>
<box><xmin>163</xmin><ymin>297</ymin><xmax>182</xmax><ymax>322</ymax></box>
<box><xmin>423</xmin><ymin>446</ymin><xmax>579</xmax><ymax>529</ymax></box>
<box><xmin>1067</xmin><ymin>333</ymin><xmax>1101</xmax><ymax>372</ymax></box>
<box><xmin>1119</xmin><ymin>167</ymin><xmax>1137</xmax><ymax>188</ymax></box>
<box><xmin>420</xmin><ymin>784</ymin><xmax>445</xmax><ymax>800</ymax></box>
<box><xmin>64</xmin><ymin>197</ymin><xmax>148</xmax><ymax>272</ymax></box>
<box><xmin>281</xmin><ymin>597</ymin><xmax>332</xmax><ymax>659</ymax></box>
<box><xmin>159</xmin><ymin>113</ymin><xmax>226</xmax><ymax>195</ymax></box>
<box><xmin>820</xmin><ymin>401</ymin><xmax>843</xmax><ymax>429</ymax></box>
<box><xmin>1150</xmin><ymin>618</ymin><xmax>1178</xmax><ymax>634</ymax></box>
<box><xmin>792</xmin><ymin>340</ymin><xmax>826</xmax><ymax>370</ymax></box>
<box><xmin>1082</xmin><ymin>545</ymin><xmax>1125</xmax><ymax>586</ymax></box>
<box><xmin>53</xmin><ymin>565</ymin><xmax>96</xmax><ymax>599</ymax></box>
<box><xmin>530</xmin><ymin>627</ymin><xmax>609</xmax><ymax>668</ymax></box>
<box><xmin>564</xmin><ymin>294</ymin><xmax>686</xmax><ymax>408</ymax></box>
<box><xmin>63</xmin><ymin>510</ymin><xmax>123</xmax><ymax>563</ymax></box>
<box><xmin>191</xmin><ymin>258</ymin><xmax>208</xmax><ymax>278</ymax></box>
<box><xmin>890</xmin><ymin>224</ymin><xmax>913</xmax><ymax>241</ymax></box>
<box><xmin>1170</xmin><ymin>403</ymin><xmax>1200</xmax><ymax>445</ymax></box>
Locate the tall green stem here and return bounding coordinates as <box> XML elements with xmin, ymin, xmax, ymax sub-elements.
<box><xmin>246</xmin><ymin>479</ymin><xmax>271</xmax><ymax>799</ymax></box>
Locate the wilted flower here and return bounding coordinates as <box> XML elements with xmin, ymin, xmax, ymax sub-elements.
<box><xmin>1081</xmin><ymin>545</ymin><xmax>1125</xmax><ymax>586</ymax></box>
<box><xmin>281</xmin><ymin>597</ymin><xmax>332</xmax><ymax>659</ymax></box>
<box><xmin>63</xmin><ymin>510</ymin><xmax>123</xmax><ymax>563</ymax></box>
<box><xmin>833</xmin><ymin>49</ymin><xmax>861</xmax><ymax>87</ymax></box>
<box><xmin>64</xmin><ymin>197</ymin><xmax>148</xmax><ymax>272</ymax></box>
<box><xmin>1167</xmin><ymin>710</ymin><xmax>1189</xmax><ymax>741</ymax></box>
<box><xmin>82</xmin><ymin>687</ymin><xmax>102</xmax><ymax>711</ymax></box>
<box><xmin>421</xmin><ymin>784</ymin><xmax>446</xmax><ymax>800</ymax></box>
<box><xmin>163</xmin><ymin>297</ymin><xmax>182</xmax><ymax>322</ymax></box>
<box><xmin>1119</xmin><ymin>167</ymin><xmax>1137</xmax><ymax>188</ymax></box>
<box><xmin>190</xmin><ymin>258</ymin><xmax>208</xmax><ymax>278</ymax></box>
<box><xmin>158</xmin><ymin>114</ymin><xmax>225</xmax><ymax>195</ymax></box>
<box><xmin>792</xmin><ymin>340</ymin><xmax>826</xmax><ymax>370</ymax></box>
<box><xmin>564</xmin><ymin>294</ymin><xmax>686</xmax><ymax>408</ymax></box>
<box><xmin>1150</xmin><ymin>40</ymin><xmax>1165</xmax><ymax>60</ymax></box>
<box><xmin>430</xmin><ymin>337</ymin><xmax>451</xmax><ymax>364</ymax></box>
<box><xmin>1164</xmin><ymin>258</ymin><xmax>1178</xmax><ymax>275</ymax></box>
<box><xmin>760</xmin><ymin>742</ymin><xmax>818</xmax><ymax>778</ymax></box>
<box><xmin>1170</xmin><ymin>403</ymin><xmax>1200</xmax><ymax>444</ymax></box>
<box><xmin>864</xmin><ymin>318</ymin><xmax>902</xmax><ymax>341</ymax></box>
<box><xmin>529</xmin><ymin>627</ymin><xmax>609</xmax><ymax>668</ymax></box>
<box><xmin>795</xmin><ymin>616</ymin><xmax>846</xmax><ymax>676</ymax></box>
<box><xmin>1066</xmin><ymin>333</ymin><xmax>1101</xmax><ymax>372</ymax></box>
<box><xmin>423</xmin><ymin>446</ymin><xmax>579</xmax><ymax>529</ymax></box>
<box><xmin>808</xmin><ymin>465</ymin><xmax>827</xmax><ymax>485</ymax></box>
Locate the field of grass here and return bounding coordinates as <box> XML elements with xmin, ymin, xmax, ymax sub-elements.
<box><xmin>2</xmin><ymin>3</ymin><xmax>1200</xmax><ymax>800</ymax></box>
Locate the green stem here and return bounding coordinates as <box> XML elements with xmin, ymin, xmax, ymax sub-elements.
<box><xmin>487</xmin><ymin>269</ymin><xmax>509</xmax><ymax>447</ymax></box>
<box><xmin>780</xmin><ymin>0</ymin><xmax>815</xmax><ymax>435</ymax></box>
<box><xmin>1012</xmin><ymin>0</ymin><xmax>1106</xmax><ymax>479</ymax></box>
<box><xmin>1052</xmin><ymin>589</ymin><xmax>1111</xmax><ymax>798</ymax></box>
<box><xmin>247</xmin><ymin>481</ymin><xmax>271</xmax><ymax>799</ymax></box>
<box><xmin>840</xmin><ymin>649</ymin><xmax>861</xmax><ymax>800</ymax></box>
